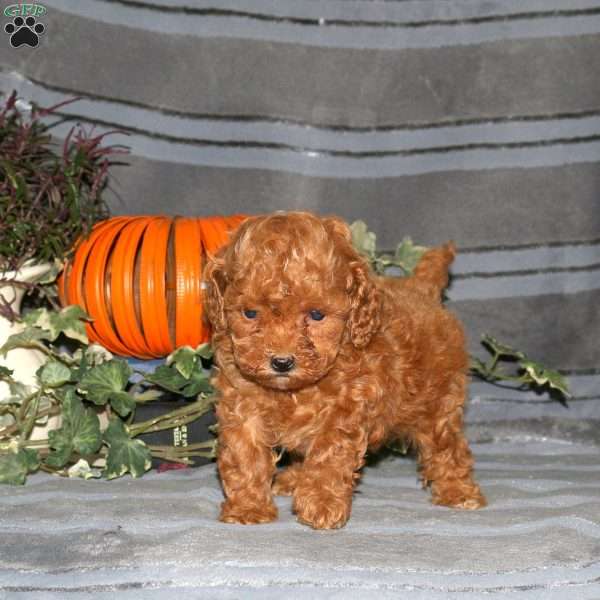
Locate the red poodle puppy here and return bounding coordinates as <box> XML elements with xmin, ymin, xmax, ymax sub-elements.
<box><xmin>203</xmin><ymin>211</ymin><xmax>486</xmax><ymax>529</ymax></box>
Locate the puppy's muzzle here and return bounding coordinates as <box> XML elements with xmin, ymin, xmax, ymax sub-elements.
<box><xmin>270</xmin><ymin>355</ymin><xmax>295</xmax><ymax>373</ymax></box>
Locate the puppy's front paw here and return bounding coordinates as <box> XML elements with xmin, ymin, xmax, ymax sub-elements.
<box><xmin>219</xmin><ymin>499</ymin><xmax>278</xmax><ymax>525</ymax></box>
<box><xmin>294</xmin><ymin>491</ymin><xmax>351</xmax><ymax>530</ymax></box>
<box><xmin>452</xmin><ymin>496</ymin><xmax>487</xmax><ymax>510</ymax></box>
<box><xmin>432</xmin><ymin>482</ymin><xmax>487</xmax><ymax>510</ymax></box>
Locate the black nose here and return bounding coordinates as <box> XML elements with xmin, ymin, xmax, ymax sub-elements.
<box><xmin>271</xmin><ymin>355</ymin><xmax>295</xmax><ymax>373</ymax></box>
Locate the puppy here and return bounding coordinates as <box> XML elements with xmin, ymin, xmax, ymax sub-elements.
<box><xmin>203</xmin><ymin>211</ymin><xmax>486</xmax><ymax>529</ymax></box>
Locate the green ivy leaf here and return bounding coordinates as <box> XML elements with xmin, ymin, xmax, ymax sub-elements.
<box><xmin>46</xmin><ymin>390</ymin><xmax>102</xmax><ymax>468</ymax></box>
<box><xmin>0</xmin><ymin>327</ymin><xmax>49</xmax><ymax>356</ymax></box>
<box><xmin>167</xmin><ymin>346</ymin><xmax>198</xmax><ymax>379</ymax></box>
<box><xmin>469</xmin><ymin>356</ymin><xmax>489</xmax><ymax>378</ymax></box>
<box><xmin>481</xmin><ymin>335</ymin><xmax>526</xmax><ymax>360</ymax></box>
<box><xmin>144</xmin><ymin>365</ymin><xmax>187</xmax><ymax>394</ymax></box>
<box><xmin>520</xmin><ymin>360</ymin><xmax>571</xmax><ymax>397</ymax></box>
<box><xmin>145</xmin><ymin>364</ymin><xmax>212</xmax><ymax>398</ymax></box>
<box><xmin>46</xmin><ymin>429</ymin><xmax>73</xmax><ymax>468</ymax></box>
<box><xmin>38</xmin><ymin>361</ymin><xmax>71</xmax><ymax>387</ymax></box>
<box><xmin>109</xmin><ymin>391</ymin><xmax>136</xmax><ymax>417</ymax></box>
<box><xmin>78</xmin><ymin>360</ymin><xmax>132</xmax><ymax>406</ymax></box>
<box><xmin>167</xmin><ymin>344</ymin><xmax>214</xmax><ymax>379</ymax></box>
<box><xmin>103</xmin><ymin>418</ymin><xmax>152</xmax><ymax>479</ymax></box>
<box><xmin>0</xmin><ymin>448</ymin><xmax>40</xmax><ymax>485</ymax></box>
<box><xmin>0</xmin><ymin>366</ymin><xmax>14</xmax><ymax>379</ymax></box>
<box><xmin>23</xmin><ymin>305</ymin><xmax>88</xmax><ymax>344</ymax></box>
<box><xmin>473</xmin><ymin>334</ymin><xmax>571</xmax><ymax>400</ymax></box>
<box><xmin>0</xmin><ymin>379</ymin><xmax>31</xmax><ymax>405</ymax></box>
<box><xmin>350</xmin><ymin>221</ymin><xmax>377</xmax><ymax>259</ymax></box>
<box><xmin>84</xmin><ymin>344</ymin><xmax>113</xmax><ymax>366</ymax></box>
<box><xmin>195</xmin><ymin>343</ymin><xmax>214</xmax><ymax>360</ymax></box>
<box><xmin>67</xmin><ymin>459</ymin><xmax>102</xmax><ymax>480</ymax></box>
<box><xmin>181</xmin><ymin>373</ymin><xmax>214</xmax><ymax>397</ymax></box>
<box><xmin>394</xmin><ymin>237</ymin><xmax>428</xmax><ymax>275</ymax></box>
<box><xmin>21</xmin><ymin>447</ymin><xmax>39</xmax><ymax>471</ymax></box>
<box><xmin>69</xmin><ymin>344</ymin><xmax>114</xmax><ymax>386</ymax></box>
<box><xmin>77</xmin><ymin>359</ymin><xmax>135</xmax><ymax>416</ymax></box>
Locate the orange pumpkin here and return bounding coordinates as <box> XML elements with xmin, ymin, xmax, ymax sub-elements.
<box><xmin>58</xmin><ymin>215</ymin><xmax>246</xmax><ymax>358</ymax></box>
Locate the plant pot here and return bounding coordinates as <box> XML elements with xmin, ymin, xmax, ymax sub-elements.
<box><xmin>0</xmin><ymin>261</ymin><xmax>57</xmax><ymax>436</ymax></box>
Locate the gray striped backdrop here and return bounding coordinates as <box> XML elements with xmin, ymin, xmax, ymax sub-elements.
<box><xmin>1</xmin><ymin>0</ymin><xmax>599</xmax><ymax>428</ymax></box>
<box><xmin>2</xmin><ymin>5</ymin><xmax>600</xmax><ymax>597</ymax></box>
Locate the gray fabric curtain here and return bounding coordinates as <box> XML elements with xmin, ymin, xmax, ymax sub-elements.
<box><xmin>1</xmin><ymin>0</ymin><xmax>599</xmax><ymax>433</ymax></box>
<box><xmin>2</xmin><ymin>4</ymin><xmax>600</xmax><ymax>596</ymax></box>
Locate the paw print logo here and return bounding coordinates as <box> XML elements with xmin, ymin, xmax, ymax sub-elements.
<box><xmin>4</xmin><ymin>16</ymin><xmax>45</xmax><ymax>48</ymax></box>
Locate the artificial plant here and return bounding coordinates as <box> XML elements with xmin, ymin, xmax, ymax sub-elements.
<box><xmin>0</xmin><ymin>305</ymin><xmax>216</xmax><ymax>484</ymax></box>
<box><xmin>0</xmin><ymin>90</ymin><xmax>122</xmax><ymax>319</ymax></box>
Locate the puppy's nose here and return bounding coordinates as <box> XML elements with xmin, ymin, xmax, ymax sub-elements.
<box><xmin>270</xmin><ymin>355</ymin><xmax>295</xmax><ymax>373</ymax></box>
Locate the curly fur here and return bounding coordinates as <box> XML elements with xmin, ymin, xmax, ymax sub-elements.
<box><xmin>204</xmin><ymin>211</ymin><xmax>486</xmax><ymax>529</ymax></box>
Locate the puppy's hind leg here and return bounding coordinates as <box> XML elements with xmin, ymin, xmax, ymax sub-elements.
<box><xmin>414</xmin><ymin>376</ymin><xmax>486</xmax><ymax>510</ymax></box>
<box><xmin>272</xmin><ymin>457</ymin><xmax>303</xmax><ymax>496</ymax></box>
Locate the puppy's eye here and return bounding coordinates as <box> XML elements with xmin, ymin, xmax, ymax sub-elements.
<box><xmin>309</xmin><ymin>309</ymin><xmax>325</xmax><ymax>321</ymax></box>
<box><xmin>243</xmin><ymin>309</ymin><xmax>258</xmax><ymax>319</ymax></box>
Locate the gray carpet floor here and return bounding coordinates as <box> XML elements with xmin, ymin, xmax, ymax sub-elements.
<box><xmin>1</xmin><ymin>433</ymin><xmax>599</xmax><ymax>599</ymax></box>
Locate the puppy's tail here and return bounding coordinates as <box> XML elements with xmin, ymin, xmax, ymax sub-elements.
<box><xmin>410</xmin><ymin>242</ymin><xmax>456</xmax><ymax>299</ymax></box>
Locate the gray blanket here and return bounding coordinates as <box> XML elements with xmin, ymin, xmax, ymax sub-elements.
<box><xmin>1</xmin><ymin>397</ymin><xmax>599</xmax><ymax>598</ymax></box>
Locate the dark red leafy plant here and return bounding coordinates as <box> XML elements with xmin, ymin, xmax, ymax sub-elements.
<box><xmin>0</xmin><ymin>90</ymin><xmax>127</xmax><ymax>318</ymax></box>
<box><xmin>0</xmin><ymin>90</ymin><xmax>127</xmax><ymax>271</ymax></box>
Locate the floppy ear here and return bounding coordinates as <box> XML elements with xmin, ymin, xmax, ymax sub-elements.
<box><xmin>348</xmin><ymin>259</ymin><xmax>381</xmax><ymax>349</ymax></box>
<box><xmin>322</xmin><ymin>215</ymin><xmax>381</xmax><ymax>348</ymax></box>
<box><xmin>203</xmin><ymin>252</ymin><xmax>228</xmax><ymax>333</ymax></box>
